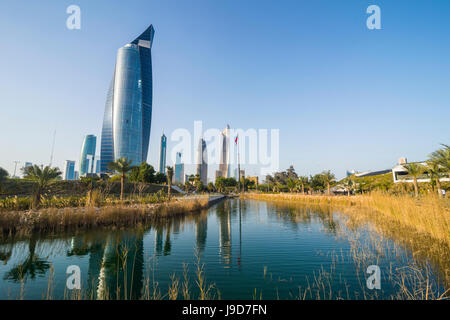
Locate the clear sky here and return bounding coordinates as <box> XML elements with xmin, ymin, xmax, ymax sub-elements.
<box><xmin>0</xmin><ymin>0</ymin><xmax>449</xmax><ymax>180</ymax></box>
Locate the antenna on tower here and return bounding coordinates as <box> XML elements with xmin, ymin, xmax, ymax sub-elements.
<box><xmin>49</xmin><ymin>129</ymin><xmax>56</xmax><ymax>167</ymax></box>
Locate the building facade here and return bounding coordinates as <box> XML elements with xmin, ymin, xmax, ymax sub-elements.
<box><xmin>80</xmin><ymin>134</ymin><xmax>96</xmax><ymax>176</ymax></box>
<box><xmin>174</xmin><ymin>152</ymin><xmax>184</xmax><ymax>184</ymax></box>
<box><xmin>159</xmin><ymin>133</ymin><xmax>167</xmax><ymax>174</ymax></box>
<box><xmin>216</xmin><ymin>125</ymin><xmax>230</xmax><ymax>179</ymax></box>
<box><xmin>63</xmin><ymin>160</ymin><xmax>76</xmax><ymax>180</ymax></box>
<box><xmin>100</xmin><ymin>25</ymin><xmax>155</xmax><ymax>172</ymax></box>
<box><xmin>196</xmin><ymin>138</ymin><xmax>208</xmax><ymax>185</ymax></box>
<box><xmin>392</xmin><ymin>158</ymin><xmax>450</xmax><ymax>184</ymax></box>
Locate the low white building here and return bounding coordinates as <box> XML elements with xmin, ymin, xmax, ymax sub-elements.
<box><xmin>392</xmin><ymin>158</ymin><xmax>449</xmax><ymax>184</ymax></box>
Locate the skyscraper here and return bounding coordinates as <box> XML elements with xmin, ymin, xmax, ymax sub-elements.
<box><xmin>95</xmin><ymin>159</ymin><xmax>101</xmax><ymax>174</ymax></box>
<box><xmin>63</xmin><ymin>160</ymin><xmax>76</xmax><ymax>180</ymax></box>
<box><xmin>216</xmin><ymin>125</ymin><xmax>230</xmax><ymax>178</ymax></box>
<box><xmin>196</xmin><ymin>138</ymin><xmax>208</xmax><ymax>185</ymax></box>
<box><xmin>159</xmin><ymin>133</ymin><xmax>167</xmax><ymax>174</ymax></box>
<box><xmin>100</xmin><ymin>25</ymin><xmax>155</xmax><ymax>172</ymax></box>
<box><xmin>80</xmin><ymin>134</ymin><xmax>96</xmax><ymax>176</ymax></box>
<box><xmin>174</xmin><ymin>152</ymin><xmax>184</xmax><ymax>184</ymax></box>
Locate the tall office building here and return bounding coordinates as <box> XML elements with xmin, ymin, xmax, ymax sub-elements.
<box><xmin>159</xmin><ymin>133</ymin><xmax>167</xmax><ymax>174</ymax></box>
<box><xmin>80</xmin><ymin>135</ymin><xmax>96</xmax><ymax>176</ymax></box>
<box><xmin>100</xmin><ymin>25</ymin><xmax>155</xmax><ymax>172</ymax></box>
<box><xmin>63</xmin><ymin>160</ymin><xmax>76</xmax><ymax>180</ymax></box>
<box><xmin>196</xmin><ymin>138</ymin><xmax>208</xmax><ymax>185</ymax></box>
<box><xmin>95</xmin><ymin>159</ymin><xmax>101</xmax><ymax>174</ymax></box>
<box><xmin>174</xmin><ymin>152</ymin><xmax>184</xmax><ymax>184</ymax></box>
<box><xmin>216</xmin><ymin>125</ymin><xmax>230</xmax><ymax>179</ymax></box>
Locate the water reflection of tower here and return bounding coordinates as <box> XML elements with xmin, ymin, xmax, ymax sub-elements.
<box><xmin>154</xmin><ymin>226</ymin><xmax>163</xmax><ymax>256</ymax></box>
<box><xmin>95</xmin><ymin>232</ymin><xmax>144</xmax><ymax>300</ymax></box>
<box><xmin>195</xmin><ymin>214</ymin><xmax>208</xmax><ymax>254</ymax></box>
<box><xmin>217</xmin><ymin>202</ymin><xmax>232</xmax><ymax>267</ymax></box>
<box><xmin>238</xmin><ymin>198</ymin><xmax>242</xmax><ymax>270</ymax></box>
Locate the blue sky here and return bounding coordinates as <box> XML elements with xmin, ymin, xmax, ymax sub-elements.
<box><xmin>0</xmin><ymin>0</ymin><xmax>449</xmax><ymax>179</ymax></box>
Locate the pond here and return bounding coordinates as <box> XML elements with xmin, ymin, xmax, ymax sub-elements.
<box><xmin>0</xmin><ymin>199</ymin><xmax>447</xmax><ymax>299</ymax></box>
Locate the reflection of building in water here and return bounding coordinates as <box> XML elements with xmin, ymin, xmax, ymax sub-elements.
<box><xmin>69</xmin><ymin>232</ymin><xmax>144</xmax><ymax>300</ymax></box>
<box><xmin>195</xmin><ymin>214</ymin><xmax>208</xmax><ymax>254</ymax></box>
<box><xmin>155</xmin><ymin>226</ymin><xmax>163</xmax><ymax>255</ymax></box>
<box><xmin>217</xmin><ymin>202</ymin><xmax>232</xmax><ymax>266</ymax></box>
<box><xmin>154</xmin><ymin>223</ymin><xmax>173</xmax><ymax>256</ymax></box>
<box><xmin>97</xmin><ymin>233</ymin><xmax>144</xmax><ymax>299</ymax></box>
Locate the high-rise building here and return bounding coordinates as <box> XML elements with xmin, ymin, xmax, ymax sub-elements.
<box><xmin>159</xmin><ymin>133</ymin><xmax>167</xmax><ymax>174</ymax></box>
<box><xmin>196</xmin><ymin>138</ymin><xmax>208</xmax><ymax>185</ymax></box>
<box><xmin>80</xmin><ymin>135</ymin><xmax>96</xmax><ymax>176</ymax></box>
<box><xmin>95</xmin><ymin>159</ymin><xmax>101</xmax><ymax>174</ymax></box>
<box><xmin>174</xmin><ymin>152</ymin><xmax>184</xmax><ymax>184</ymax></box>
<box><xmin>216</xmin><ymin>125</ymin><xmax>230</xmax><ymax>179</ymax></box>
<box><xmin>63</xmin><ymin>160</ymin><xmax>76</xmax><ymax>180</ymax></box>
<box><xmin>100</xmin><ymin>25</ymin><xmax>155</xmax><ymax>172</ymax></box>
<box><xmin>74</xmin><ymin>171</ymin><xmax>79</xmax><ymax>180</ymax></box>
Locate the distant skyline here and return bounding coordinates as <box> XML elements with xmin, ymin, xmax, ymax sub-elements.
<box><xmin>0</xmin><ymin>0</ymin><xmax>449</xmax><ymax>180</ymax></box>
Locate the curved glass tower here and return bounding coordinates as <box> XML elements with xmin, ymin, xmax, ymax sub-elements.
<box><xmin>80</xmin><ymin>134</ymin><xmax>97</xmax><ymax>176</ymax></box>
<box><xmin>100</xmin><ymin>25</ymin><xmax>155</xmax><ymax>172</ymax></box>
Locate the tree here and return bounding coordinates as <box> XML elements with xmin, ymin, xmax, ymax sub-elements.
<box><xmin>297</xmin><ymin>176</ymin><xmax>309</xmax><ymax>195</ymax></box>
<box><xmin>0</xmin><ymin>167</ymin><xmax>9</xmax><ymax>192</ymax></box>
<box><xmin>404</xmin><ymin>163</ymin><xmax>423</xmax><ymax>197</ymax></box>
<box><xmin>166</xmin><ymin>166</ymin><xmax>174</xmax><ymax>200</ymax></box>
<box><xmin>193</xmin><ymin>174</ymin><xmax>203</xmax><ymax>192</ymax></box>
<box><xmin>184</xmin><ymin>180</ymin><xmax>191</xmax><ymax>193</ymax></box>
<box><xmin>429</xmin><ymin>144</ymin><xmax>450</xmax><ymax>180</ymax></box>
<box><xmin>286</xmin><ymin>165</ymin><xmax>298</xmax><ymax>180</ymax></box>
<box><xmin>344</xmin><ymin>176</ymin><xmax>354</xmax><ymax>196</ymax></box>
<box><xmin>129</xmin><ymin>162</ymin><xmax>156</xmax><ymax>183</ymax></box>
<box><xmin>321</xmin><ymin>170</ymin><xmax>336</xmax><ymax>195</ymax></box>
<box><xmin>196</xmin><ymin>180</ymin><xmax>204</xmax><ymax>193</ymax></box>
<box><xmin>309</xmin><ymin>174</ymin><xmax>325</xmax><ymax>193</ymax></box>
<box><xmin>23</xmin><ymin>165</ymin><xmax>61</xmax><ymax>209</ymax></box>
<box><xmin>207</xmin><ymin>182</ymin><xmax>215</xmax><ymax>193</ymax></box>
<box><xmin>286</xmin><ymin>178</ymin><xmax>296</xmax><ymax>192</ymax></box>
<box><xmin>426</xmin><ymin>161</ymin><xmax>443</xmax><ymax>198</ymax></box>
<box><xmin>107</xmin><ymin>157</ymin><xmax>135</xmax><ymax>201</ymax></box>
<box><xmin>215</xmin><ymin>177</ymin><xmax>225</xmax><ymax>193</ymax></box>
<box><xmin>154</xmin><ymin>172</ymin><xmax>166</xmax><ymax>184</ymax></box>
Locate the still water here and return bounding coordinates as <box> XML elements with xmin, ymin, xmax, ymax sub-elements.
<box><xmin>0</xmin><ymin>199</ymin><xmax>447</xmax><ymax>299</ymax></box>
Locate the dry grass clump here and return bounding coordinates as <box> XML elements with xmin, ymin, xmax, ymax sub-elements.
<box><xmin>0</xmin><ymin>196</ymin><xmax>211</xmax><ymax>235</ymax></box>
<box><xmin>244</xmin><ymin>192</ymin><xmax>450</xmax><ymax>247</ymax></box>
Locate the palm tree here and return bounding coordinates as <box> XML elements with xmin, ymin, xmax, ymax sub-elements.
<box><xmin>286</xmin><ymin>178</ymin><xmax>296</xmax><ymax>193</ymax></box>
<box><xmin>404</xmin><ymin>163</ymin><xmax>423</xmax><ymax>197</ymax></box>
<box><xmin>429</xmin><ymin>144</ymin><xmax>450</xmax><ymax>179</ymax></box>
<box><xmin>297</xmin><ymin>176</ymin><xmax>309</xmax><ymax>195</ymax></box>
<box><xmin>344</xmin><ymin>177</ymin><xmax>354</xmax><ymax>196</ymax></box>
<box><xmin>426</xmin><ymin>161</ymin><xmax>443</xmax><ymax>198</ymax></box>
<box><xmin>23</xmin><ymin>165</ymin><xmax>61</xmax><ymax>209</ymax></box>
<box><xmin>107</xmin><ymin>157</ymin><xmax>135</xmax><ymax>201</ymax></box>
<box><xmin>166</xmin><ymin>166</ymin><xmax>174</xmax><ymax>200</ymax></box>
<box><xmin>321</xmin><ymin>170</ymin><xmax>336</xmax><ymax>195</ymax></box>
